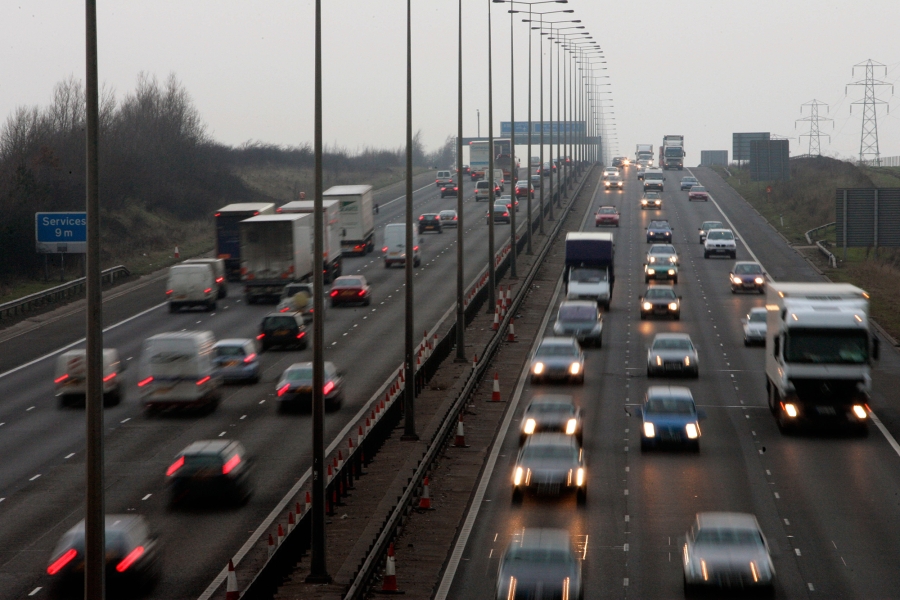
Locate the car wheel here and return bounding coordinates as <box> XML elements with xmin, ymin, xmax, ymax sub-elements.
<box><xmin>414</xmin><ymin>258</ymin><xmax>421</xmax><ymax>267</ymax></box>
<box><xmin>384</xmin><ymin>261</ymin><xmax>391</xmax><ymax>269</ymax></box>
<box><xmin>647</xmin><ymin>366</ymin><xmax>653</xmax><ymax>378</ymax></box>
<box><xmin>699</xmin><ymin>237</ymin><xmax>703</xmax><ymax>244</ymax></box>
<box><xmin>760</xmin><ymin>288</ymin><xmax>766</xmax><ymax>295</ymax></box>
<box><xmin>169</xmin><ymin>303</ymin><xmax>178</xmax><ymax>313</ymax></box>
<box><xmin>692</xmin><ymin>368</ymin><xmax>699</xmax><ymax>379</ymax></box>
<box><xmin>364</xmin><ymin>297</ymin><xmax>371</xmax><ymax>306</ymax></box>
<box><xmin>674</xmin><ymin>313</ymin><xmax>681</xmax><ymax>321</ymax></box>
<box><xmin>640</xmin><ymin>439</ymin><xmax>649</xmax><ymax>452</ymax></box>
<box><xmin>744</xmin><ymin>338</ymin><xmax>750</xmax><ymax>347</ymax></box>
<box><xmin>597</xmin><ymin>336</ymin><xmax>603</xmax><ymax>349</ymax></box>
<box><xmin>703</xmin><ymin>251</ymin><xmax>710</xmax><ymax>258</ymax></box>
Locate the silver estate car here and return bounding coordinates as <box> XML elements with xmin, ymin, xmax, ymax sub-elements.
<box><xmin>647</xmin><ymin>333</ymin><xmax>699</xmax><ymax>378</ymax></box>
<box><xmin>529</xmin><ymin>337</ymin><xmax>585</xmax><ymax>384</ymax></box>
<box><xmin>742</xmin><ymin>307</ymin><xmax>768</xmax><ymax>346</ymax></box>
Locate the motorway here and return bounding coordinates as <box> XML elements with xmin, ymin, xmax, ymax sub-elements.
<box><xmin>442</xmin><ymin>165</ymin><xmax>900</xmax><ymax>599</ymax></box>
<box><xmin>0</xmin><ymin>171</ymin><xmax>553</xmax><ymax>599</ymax></box>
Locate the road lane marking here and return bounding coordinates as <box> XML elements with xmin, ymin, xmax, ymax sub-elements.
<box><xmin>142</xmin><ymin>494</ymin><xmax>152</xmax><ymax>500</ymax></box>
<box><xmin>65</xmin><ymin>453</ymin><xmax>75</xmax><ymax>459</ymax></box>
<box><xmin>29</xmin><ymin>474</ymin><xmax>40</xmax><ymax>481</ymax></box>
<box><xmin>28</xmin><ymin>588</ymin><xmax>41</xmax><ymax>597</ymax></box>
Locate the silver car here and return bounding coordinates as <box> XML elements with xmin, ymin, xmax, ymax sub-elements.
<box><xmin>552</xmin><ymin>301</ymin><xmax>603</xmax><ymax>347</ymax></box>
<box><xmin>438</xmin><ymin>209</ymin><xmax>458</xmax><ymax>228</ymax></box>
<box><xmin>275</xmin><ymin>282</ymin><xmax>325</xmax><ymax>322</ymax></box>
<box><xmin>530</xmin><ymin>337</ymin><xmax>585</xmax><ymax>384</ymax></box>
<box><xmin>511</xmin><ymin>433</ymin><xmax>586</xmax><ymax>504</ymax></box>
<box><xmin>742</xmin><ymin>307</ymin><xmax>768</xmax><ymax>346</ymax></box>
<box><xmin>495</xmin><ymin>528</ymin><xmax>583</xmax><ymax>600</ymax></box>
<box><xmin>520</xmin><ymin>394</ymin><xmax>583</xmax><ymax>445</ymax></box>
<box><xmin>683</xmin><ymin>512</ymin><xmax>775</xmax><ymax>595</ymax></box>
<box><xmin>647</xmin><ymin>333</ymin><xmax>698</xmax><ymax>378</ymax></box>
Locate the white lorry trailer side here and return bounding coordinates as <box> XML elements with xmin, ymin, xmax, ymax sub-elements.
<box><xmin>215</xmin><ymin>203</ymin><xmax>276</xmax><ymax>281</ymax></box>
<box><xmin>324</xmin><ymin>185</ymin><xmax>375</xmax><ymax>256</ymax></box>
<box><xmin>240</xmin><ymin>213</ymin><xmax>314</xmax><ymax>303</ymax></box>
<box><xmin>765</xmin><ymin>282</ymin><xmax>879</xmax><ymax>434</ymax></box>
<box><xmin>277</xmin><ymin>199</ymin><xmax>343</xmax><ymax>282</ymax></box>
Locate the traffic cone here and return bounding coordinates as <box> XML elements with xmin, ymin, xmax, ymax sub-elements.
<box><xmin>508</xmin><ymin>318</ymin><xmax>517</xmax><ymax>342</ymax></box>
<box><xmin>287</xmin><ymin>511</ymin><xmax>295</xmax><ymax>534</ymax></box>
<box><xmin>492</xmin><ymin>307</ymin><xmax>500</xmax><ymax>331</ymax></box>
<box><xmin>453</xmin><ymin>414</ymin><xmax>469</xmax><ymax>448</ymax></box>
<box><xmin>174</xmin><ymin>246</ymin><xmax>180</xmax><ymax>259</ymax></box>
<box><xmin>267</xmin><ymin>534</ymin><xmax>275</xmax><ymax>559</ymax></box>
<box><xmin>491</xmin><ymin>372</ymin><xmax>502</xmax><ymax>401</ymax></box>
<box><xmin>277</xmin><ymin>523</ymin><xmax>285</xmax><ymax>547</ymax></box>
<box><xmin>296</xmin><ymin>500</ymin><xmax>304</xmax><ymax>517</ymax></box>
<box><xmin>380</xmin><ymin>543</ymin><xmax>401</xmax><ymax>593</ymax></box>
<box><xmin>472</xmin><ymin>354</ymin><xmax>478</xmax><ymax>370</ymax></box>
<box><xmin>418</xmin><ymin>477</ymin><xmax>434</xmax><ymax>510</ymax></box>
<box><xmin>328</xmin><ymin>463</ymin><xmax>334</xmax><ymax>483</ymax></box>
<box><xmin>226</xmin><ymin>560</ymin><xmax>239</xmax><ymax>600</ymax></box>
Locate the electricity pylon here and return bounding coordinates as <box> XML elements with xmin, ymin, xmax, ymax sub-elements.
<box><xmin>846</xmin><ymin>59</ymin><xmax>892</xmax><ymax>166</ymax></box>
<box><xmin>796</xmin><ymin>100</ymin><xmax>832</xmax><ymax>157</ymax></box>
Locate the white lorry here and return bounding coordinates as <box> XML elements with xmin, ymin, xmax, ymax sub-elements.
<box><xmin>215</xmin><ymin>202</ymin><xmax>276</xmax><ymax>281</ymax></box>
<box><xmin>278</xmin><ymin>199</ymin><xmax>343</xmax><ymax>282</ymax></box>
<box><xmin>635</xmin><ymin>144</ymin><xmax>654</xmax><ymax>166</ymax></box>
<box><xmin>324</xmin><ymin>185</ymin><xmax>375</xmax><ymax>256</ymax></box>
<box><xmin>564</xmin><ymin>232</ymin><xmax>615</xmax><ymax>310</ymax></box>
<box><xmin>765</xmin><ymin>282</ymin><xmax>879</xmax><ymax>434</ymax></box>
<box><xmin>240</xmin><ymin>213</ymin><xmax>314</xmax><ymax>303</ymax></box>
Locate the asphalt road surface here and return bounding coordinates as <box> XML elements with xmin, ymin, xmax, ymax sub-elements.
<box><xmin>441</xmin><ymin>165</ymin><xmax>900</xmax><ymax>600</ymax></box>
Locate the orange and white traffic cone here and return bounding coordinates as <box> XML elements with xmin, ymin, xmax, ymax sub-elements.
<box><xmin>491</xmin><ymin>372</ymin><xmax>502</xmax><ymax>401</ymax></box>
<box><xmin>174</xmin><ymin>246</ymin><xmax>180</xmax><ymax>259</ymax></box>
<box><xmin>472</xmin><ymin>354</ymin><xmax>478</xmax><ymax>371</ymax></box>
<box><xmin>277</xmin><ymin>523</ymin><xmax>285</xmax><ymax>547</ymax></box>
<box><xmin>226</xmin><ymin>560</ymin><xmax>239</xmax><ymax>600</ymax></box>
<box><xmin>380</xmin><ymin>543</ymin><xmax>401</xmax><ymax>593</ymax></box>
<box><xmin>453</xmin><ymin>414</ymin><xmax>469</xmax><ymax>448</ymax></box>
<box><xmin>418</xmin><ymin>476</ymin><xmax>434</xmax><ymax>510</ymax></box>
<box><xmin>508</xmin><ymin>318</ymin><xmax>517</xmax><ymax>342</ymax></box>
<box><xmin>287</xmin><ymin>511</ymin><xmax>295</xmax><ymax>534</ymax></box>
<box><xmin>267</xmin><ymin>534</ymin><xmax>275</xmax><ymax>559</ymax></box>
<box><xmin>492</xmin><ymin>307</ymin><xmax>500</xmax><ymax>331</ymax></box>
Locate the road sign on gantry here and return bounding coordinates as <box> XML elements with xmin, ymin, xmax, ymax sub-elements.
<box><xmin>35</xmin><ymin>212</ymin><xmax>87</xmax><ymax>253</ymax></box>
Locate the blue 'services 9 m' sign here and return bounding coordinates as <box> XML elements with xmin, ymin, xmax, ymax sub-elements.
<box><xmin>35</xmin><ymin>212</ymin><xmax>87</xmax><ymax>254</ymax></box>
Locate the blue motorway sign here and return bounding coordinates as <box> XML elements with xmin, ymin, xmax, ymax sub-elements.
<box><xmin>35</xmin><ymin>212</ymin><xmax>87</xmax><ymax>253</ymax></box>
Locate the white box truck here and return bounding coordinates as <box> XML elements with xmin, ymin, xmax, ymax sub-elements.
<box><xmin>278</xmin><ymin>199</ymin><xmax>343</xmax><ymax>282</ymax></box>
<box><xmin>215</xmin><ymin>203</ymin><xmax>276</xmax><ymax>281</ymax></box>
<box><xmin>324</xmin><ymin>185</ymin><xmax>375</xmax><ymax>256</ymax></box>
<box><xmin>564</xmin><ymin>232</ymin><xmax>615</xmax><ymax>310</ymax></box>
<box><xmin>765</xmin><ymin>282</ymin><xmax>879</xmax><ymax>434</ymax></box>
<box><xmin>240</xmin><ymin>213</ymin><xmax>314</xmax><ymax>303</ymax></box>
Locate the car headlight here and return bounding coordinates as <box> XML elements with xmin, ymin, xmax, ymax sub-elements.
<box><xmin>669</xmin><ymin>256</ymin><xmax>677</xmax><ymax>263</ymax></box>
<box><xmin>524</xmin><ymin>418</ymin><xmax>536</xmax><ymax>434</ymax></box>
<box><xmin>750</xmin><ymin>561</ymin><xmax>760</xmax><ymax>583</ymax></box>
<box><xmin>569</xmin><ymin>362</ymin><xmax>581</xmax><ymax>375</ymax></box>
<box><xmin>668</xmin><ymin>269</ymin><xmax>676</xmax><ymax>275</ymax></box>
<box><xmin>755</xmin><ymin>277</ymin><xmax>764</xmax><ymax>284</ymax></box>
<box><xmin>701</xmin><ymin>559</ymin><xmax>709</xmax><ymax>581</ymax></box>
<box><xmin>649</xmin><ymin>257</ymin><xmax>656</xmax><ymax>263</ymax></box>
<box><xmin>642</xmin><ymin>302</ymin><xmax>652</xmax><ymax>311</ymax></box>
<box><xmin>576</xmin><ymin>467</ymin><xmax>585</xmax><ymax>487</ymax></box>
<box><xmin>533</xmin><ymin>362</ymin><xmax>544</xmax><ymax>375</ymax></box>
<box><xmin>514</xmin><ymin>466</ymin><xmax>524</xmax><ymax>485</ymax></box>
<box><xmin>655</xmin><ymin>355</ymin><xmax>662</xmax><ymax>366</ymax></box>
<box><xmin>684</xmin><ymin>356</ymin><xmax>691</xmax><ymax>366</ymax></box>
<box><xmin>668</xmin><ymin>302</ymin><xmax>678</xmax><ymax>311</ymax></box>
<box><xmin>566</xmin><ymin>419</ymin><xmax>577</xmax><ymax>435</ymax></box>
<box><xmin>685</xmin><ymin>423</ymin><xmax>699</xmax><ymax>439</ymax></box>
<box><xmin>643</xmin><ymin>422</ymin><xmax>656</xmax><ymax>438</ymax></box>
<box><xmin>784</xmin><ymin>403</ymin><xmax>799</xmax><ymax>418</ymax></box>
<box><xmin>852</xmin><ymin>404</ymin><xmax>867</xmax><ymax>419</ymax></box>
<box><xmin>641</xmin><ymin>199</ymin><xmax>647</xmax><ymax>204</ymax></box>
<box><xmin>733</xmin><ymin>276</ymin><xmax>743</xmax><ymax>284</ymax></box>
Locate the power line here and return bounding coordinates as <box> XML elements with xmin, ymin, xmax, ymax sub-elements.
<box><xmin>796</xmin><ymin>99</ymin><xmax>832</xmax><ymax>156</ymax></box>
<box><xmin>846</xmin><ymin>59</ymin><xmax>893</xmax><ymax>165</ymax></box>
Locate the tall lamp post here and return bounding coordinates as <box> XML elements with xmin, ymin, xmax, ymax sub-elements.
<box><xmin>402</xmin><ymin>0</ymin><xmax>418</xmax><ymax>442</ymax></box>
<box><xmin>486</xmin><ymin>0</ymin><xmax>496</xmax><ymax>311</ymax></box>
<box><xmin>455</xmin><ymin>0</ymin><xmax>466</xmax><ymax>362</ymax></box>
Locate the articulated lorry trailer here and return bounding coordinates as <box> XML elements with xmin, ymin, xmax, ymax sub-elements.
<box><xmin>765</xmin><ymin>282</ymin><xmax>880</xmax><ymax>434</ymax></box>
<box><xmin>324</xmin><ymin>185</ymin><xmax>375</xmax><ymax>256</ymax></box>
<box><xmin>240</xmin><ymin>213</ymin><xmax>314</xmax><ymax>303</ymax></box>
<box><xmin>661</xmin><ymin>135</ymin><xmax>685</xmax><ymax>170</ymax></box>
<box><xmin>277</xmin><ymin>199</ymin><xmax>343</xmax><ymax>282</ymax></box>
<box><xmin>215</xmin><ymin>203</ymin><xmax>276</xmax><ymax>280</ymax></box>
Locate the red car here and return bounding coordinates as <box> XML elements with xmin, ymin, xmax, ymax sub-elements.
<box><xmin>688</xmin><ymin>186</ymin><xmax>710</xmax><ymax>202</ymax></box>
<box><xmin>515</xmin><ymin>182</ymin><xmax>534</xmax><ymax>199</ymax></box>
<box><xmin>595</xmin><ymin>206</ymin><xmax>620</xmax><ymax>227</ymax></box>
<box><xmin>329</xmin><ymin>276</ymin><xmax>371</xmax><ymax>307</ymax></box>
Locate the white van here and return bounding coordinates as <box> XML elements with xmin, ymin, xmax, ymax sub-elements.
<box><xmin>54</xmin><ymin>348</ymin><xmax>124</xmax><ymax>407</ymax></box>
<box><xmin>166</xmin><ymin>264</ymin><xmax>217</xmax><ymax>312</ymax></box>
<box><xmin>182</xmin><ymin>258</ymin><xmax>227</xmax><ymax>299</ymax></box>
<box><xmin>492</xmin><ymin>169</ymin><xmax>506</xmax><ymax>191</ymax></box>
<box><xmin>138</xmin><ymin>331</ymin><xmax>221</xmax><ymax>414</ymax></box>
<box><xmin>383</xmin><ymin>223</ymin><xmax>421</xmax><ymax>268</ymax></box>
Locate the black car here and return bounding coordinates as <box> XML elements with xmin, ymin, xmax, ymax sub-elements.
<box><xmin>611</xmin><ymin>156</ymin><xmax>624</xmax><ymax>168</ymax></box>
<box><xmin>276</xmin><ymin>361</ymin><xmax>344</xmax><ymax>412</ymax></box>
<box><xmin>439</xmin><ymin>185</ymin><xmax>457</xmax><ymax>199</ymax></box>
<box><xmin>646</xmin><ymin>220</ymin><xmax>674</xmax><ymax>242</ymax></box>
<box><xmin>639</xmin><ymin>285</ymin><xmax>682</xmax><ymax>320</ymax></box>
<box><xmin>47</xmin><ymin>515</ymin><xmax>161</xmax><ymax>594</ymax></box>
<box><xmin>166</xmin><ymin>439</ymin><xmax>253</xmax><ymax>507</ymax></box>
<box><xmin>418</xmin><ymin>213</ymin><xmax>443</xmax><ymax>233</ymax></box>
<box><xmin>258</xmin><ymin>312</ymin><xmax>308</xmax><ymax>351</ymax></box>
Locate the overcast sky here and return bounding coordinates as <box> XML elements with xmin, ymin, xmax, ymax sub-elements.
<box><xmin>2</xmin><ymin>1</ymin><xmax>899</xmax><ymax>164</ymax></box>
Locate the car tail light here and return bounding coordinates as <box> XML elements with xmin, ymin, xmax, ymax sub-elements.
<box><xmin>243</xmin><ymin>353</ymin><xmax>257</xmax><ymax>363</ymax></box>
<box><xmin>279</xmin><ymin>306</ymin><xmax>290</xmax><ymax>312</ymax></box>
<box><xmin>166</xmin><ymin>289</ymin><xmax>173</xmax><ymax>296</ymax></box>
<box><xmin>382</xmin><ymin>247</ymin><xmax>388</xmax><ymax>253</ymax></box>
<box><xmin>358</xmin><ymin>290</ymin><xmax>366</xmax><ymax>297</ymax></box>
<box><xmin>503</xmin><ymin>212</ymin><xmax>509</xmax><ymax>217</ymax></box>
<box><xmin>323</xmin><ymin>381</ymin><xmax>335</xmax><ymax>395</ymax></box>
<box><xmin>196</xmin><ymin>376</ymin><xmax>211</xmax><ymax>386</ymax></box>
<box><xmin>216</xmin><ymin>277</ymin><xmax>224</xmax><ymax>283</ymax></box>
<box><xmin>204</xmin><ymin>288</ymin><xmax>213</xmax><ymax>294</ymax></box>
<box><xmin>115</xmin><ymin>546</ymin><xmax>145</xmax><ymax>573</ymax></box>
<box><xmin>278</xmin><ymin>383</ymin><xmax>290</xmax><ymax>396</ymax></box>
<box><xmin>55</xmin><ymin>374</ymin><xmax>69</xmax><ymax>384</ymax></box>
<box><xmin>47</xmin><ymin>548</ymin><xmax>78</xmax><ymax>575</ymax></box>
<box><xmin>330</xmin><ymin>290</ymin><xmax>339</xmax><ymax>297</ymax></box>
<box><xmin>297</xmin><ymin>331</ymin><xmax>306</xmax><ymax>339</ymax></box>
<box><xmin>103</xmin><ymin>372</ymin><xmax>116</xmax><ymax>382</ymax></box>
<box><xmin>453</xmin><ymin>216</ymin><xmax>458</xmax><ymax>220</ymax></box>
<box><xmin>419</xmin><ymin>215</ymin><xmax>425</xmax><ymax>220</ymax></box>
<box><xmin>137</xmin><ymin>376</ymin><xmax>154</xmax><ymax>387</ymax></box>
<box><xmin>222</xmin><ymin>454</ymin><xmax>241</xmax><ymax>475</ymax></box>
<box><xmin>214</xmin><ymin>212</ymin><xmax>221</xmax><ymax>217</ymax></box>
<box><xmin>414</xmin><ymin>246</ymin><xmax>419</xmax><ymax>251</ymax></box>
<box><xmin>166</xmin><ymin>456</ymin><xmax>185</xmax><ymax>476</ymax></box>
<box><xmin>257</xmin><ymin>333</ymin><xmax>265</xmax><ymax>340</ymax></box>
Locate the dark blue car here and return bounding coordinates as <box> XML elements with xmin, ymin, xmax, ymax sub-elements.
<box><xmin>646</xmin><ymin>220</ymin><xmax>673</xmax><ymax>243</ymax></box>
<box><xmin>639</xmin><ymin>386</ymin><xmax>705</xmax><ymax>452</ymax></box>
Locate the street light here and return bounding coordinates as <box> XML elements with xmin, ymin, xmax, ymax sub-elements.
<box><xmin>455</xmin><ymin>0</ymin><xmax>465</xmax><ymax>363</ymax></box>
<box><xmin>553</xmin><ymin>30</ymin><xmax>587</xmax><ymax>199</ymax></box>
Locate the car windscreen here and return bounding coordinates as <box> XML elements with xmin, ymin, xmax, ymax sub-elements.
<box><xmin>264</xmin><ymin>317</ymin><xmax>297</xmax><ymax>330</ymax></box>
<box><xmin>505</xmin><ymin>548</ymin><xmax>574</xmax><ymax>566</ymax></box>
<box><xmin>783</xmin><ymin>329</ymin><xmax>869</xmax><ymax>364</ymax></box>
<box><xmin>558</xmin><ymin>304</ymin><xmax>599</xmax><ymax>321</ymax></box>
<box><xmin>695</xmin><ymin>528</ymin><xmax>764</xmax><ymax>547</ymax></box>
<box><xmin>646</xmin><ymin>398</ymin><xmax>694</xmax><ymax>415</ymax></box>
<box><xmin>184</xmin><ymin>454</ymin><xmax>224</xmax><ymax>470</ymax></box>
<box><xmin>521</xmin><ymin>445</ymin><xmax>578</xmax><ymax>461</ymax></box>
<box><xmin>649</xmin><ymin>246</ymin><xmax>675</xmax><ymax>255</ymax></box>
<box><xmin>645</xmin><ymin>172</ymin><xmax>663</xmax><ymax>180</ymax></box>
<box><xmin>215</xmin><ymin>345</ymin><xmax>246</xmax><ymax>357</ymax></box>
<box><xmin>535</xmin><ymin>344</ymin><xmax>578</xmax><ymax>357</ymax></box>
<box><xmin>286</xmin><ymin>367</ymin><xmax>313</xmax><ymax>381</ymax></box>
<box><xmin>598</xmin><ymin>207</ymin><xmax>616</xmax><ymax>214</ymax></box>
<box><xmin>690</xmin><ymin>187</ymin><xmax>706</xmax><ymax>192</ymax></box>
<box><xmin>749</xmin><ymin>311</ymin><xmax>767</xmax><ymax>323</ymax></box>
<box><xmin>529</xmin><ymin>403</ymin><xmax>575</xmax><ymax>415</ymax></box>
<box><xmin>652</xmin><ymin>338</ymin><xmax>692</xmax><ymax>350</ymax></box>
<box><xmin>702</xmin><ymin>222</ymin><xmax>723</xmax><ymax>230</ymax></box>
<box><xmin>649</xmin><ymin>221</ymin><xmax>669</xmax><ymax>229</ymax></box>
<box><xmin>645</xmin><ymin>289</ymin><xmax>676</xmax><ymax>300</ymax></box>
<box><xmin>734</xmin><ymin>263</ymin><xmax>762</xmax><ymax>274</ymax></box>
<box><xmin>569</xmin><ymin>267</ymin><xmax>607</xmax><ymax>283</ymax></box>
<box><xmin>334</xmin><ymin>278</ymin><xmax>362</xmax><ymax>287</ymax></box>
<box><xmin>707</xmin><ymin>231</ymin><xmax>733</xmax><ymax>240</ymax></box>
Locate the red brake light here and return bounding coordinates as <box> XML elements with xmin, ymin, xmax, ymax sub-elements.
<box><xmin>454</xmin><ymin>216</ymin><xmax>458</xmax><ymax>220</ymax></box>
<box><xmin>253</xmin><ymin>211</ymin><xmax>260</xmax><ymax>215</ymax></box>
<box><xmin>243</xmin><ymin>353</ymin><xmax>257</xmax><ymax>363</ymax></box>
<box><xmin>222</xmin><ymin>454</ymin><xmax>241</xmax><ymax>475</ymax></box>
<box><xmin>55</xmin><ymin>374</ymin><xmax>69</xmax><ymax>384</ymax></box>
<box><xmin>257</xmin><ymin>333</ymin><xmax>265</xmax><ymax>340</ymax></box>
<box><xmin>419</xmin><ymin>215</ymin><xmax>425</xmax><ymax>220</ymax></box>
<box><xmin>323</xmin><ymin>381</ymin><xmax>335</xmax><ymax>395</ymax></box>
<box><xmin>196</xmin><ymin>376</ymin><xmax>211</xmax><ymax>386</ymax></box>
<box><xmin>214</xmin><ymin>212</ymin><xmax>221</xmax><ymax>217</ymax></box>
<box><xmin>103</xmin><ymin>372</ymin><xmax>116</xmax><ymax>382</ymax></box>
<box><xmin>47</xmin><ymin>548</ymin><xmax>78</xmax><ymax>575</ymax></box>
<box><xmin>115</xmin><ymin>546</ymin><xmax>144</xmax><ymax>573</ymax></box>
<box><xmin>204</xmin><ymin>288</ymin><xmax>213</xmax><ymax>294</ymax></box>
<box><xmin>330</xmin><ymin>290</ymin><xmax>339</xmax><ymax>297</ymax></box>
<box><xmin>358</xmin><ymin>290</ymin><xmax>366</xmax><ymax>297</ymax></box>
<box><xmin>138</xmin><ymin>376</ymin><xmax>154</xmax><ymax>387</ymax></box>
<box><xmin>166</xmin><ymin>289</ymin><xmax>173</xmax><ymax>296</ymax></box>
<box><xmin>278</xmin><ymin>383</ymin><xmax>290</xmax><ymax>396</ymax></box>
<box><xmin>413</xmin><ymin>245</ymin><xmax>419</xmax><ymax>251</ymax></box>
<box><xmin>166</xmin><ymin>456</ymin><xmax>185</xmax><ymax>476</ymax></box>
<box><xmin>216</xmin><ymin>277</ymin><xmax>224</xmax><ymax>283</ymax></box>
<box><xmin>297</xmin><ymin>331</ymin><xmax>306</xmax><ymax>339</ymax></box>
<box><xmin>382</xmin><ymin>247</ymin><xmax>388</xmax><ymax>252</ymax></box>
<box><xmin>503</xmin><ymin>212</ymin><xmax>509</xmax><ymax>217</ymax></box>
<box><xmin>279</xmin><ymin>306</ymin><xmax>290</xmax><ymax>312</ymax></box>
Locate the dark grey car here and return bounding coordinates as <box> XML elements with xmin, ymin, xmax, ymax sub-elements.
<box><xmin>495</xmin><ymin>528</ymin><xmax>583</xmax><ymax>600</ymax></box>
<box><xmin>512</xmin><ymin>434</ymin><xmax>586</xmax><ymax>505</ymax></box>
<box><xmin>647</xmin><ymin>333</ymin><xmax>699</xmax><ymax>378</ymax></box>
<box><xmin>552</xmin><ymin>301</ymin><xmax>603</xmax><ymax>347</ymax></box>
